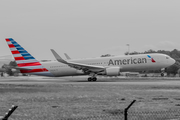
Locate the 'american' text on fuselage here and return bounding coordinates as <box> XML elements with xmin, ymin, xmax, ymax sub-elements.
<box><xmin>108</xmin><ymin>57</ymin><xmax>147</xmax><ymax>66</ymax></box>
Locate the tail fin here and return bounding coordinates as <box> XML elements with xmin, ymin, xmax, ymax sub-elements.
<box><xmin>5</xmin><ymin>38</ymin><xmax>53</xmax><ymax>76</ymax></box>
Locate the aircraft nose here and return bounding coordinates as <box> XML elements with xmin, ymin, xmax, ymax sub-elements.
<box><xmin>170</xmin><ymin>58</ymin><xmax>176</xmax><ymax>65</ymax></box>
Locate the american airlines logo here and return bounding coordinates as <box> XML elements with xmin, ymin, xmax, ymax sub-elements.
<box><xmin>108</xmin><ymin>57</ymin><xmax>147</xmax><ymax>66</ymax></box>
<box><xmin>147</xmin><ymin>55</ymin><xmax>156</xmax><ymax>63</ymax></box>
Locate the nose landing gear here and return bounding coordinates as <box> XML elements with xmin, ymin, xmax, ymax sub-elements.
<box><xmin>161</xmin><ymin>68</ymin><xmax>165</xmax><ymax>77</ymax></box>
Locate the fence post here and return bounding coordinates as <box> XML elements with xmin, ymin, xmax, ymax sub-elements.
<box><xmin>1</xmin><ymin>105</ymin><xmax>18</xmax><ymax>120</ymax></box>
<box><xmin>124</xmin><ymin>100</ymin><xmax>136</xmax><ymax>120</ymax></box>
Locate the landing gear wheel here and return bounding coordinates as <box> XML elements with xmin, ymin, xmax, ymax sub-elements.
<box><xmin>92</xmin><ymin>77</ymin><xmax>97</xmax><ymax>81</ymax></box>
<box><xmin>161</xmin><ymin>73</ymin><xmax>164</xmax><ymax>77</ymax></box>
<box><xmin>88</xmin><ymin>77</ymin><xmax>92</xmax><ymax>81</ymax></box>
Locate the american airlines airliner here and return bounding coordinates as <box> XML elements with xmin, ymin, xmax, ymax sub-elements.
<box><xmin>6</xmin><ymin>38</ymin><xmax>175</xmax><ymax>81</ymax></box>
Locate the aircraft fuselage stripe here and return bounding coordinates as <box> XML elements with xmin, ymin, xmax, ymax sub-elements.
<box><xmin>28</xmin><ymin>72</ymin><xmax>54</xmax><ymax>77</ymax></box>
<box><xmin>17</xmin><ymin>62</ymin><xmax>42</xmax><ymax>67</ymax></box>
<box><xmin>20</xmin><ymin>68</ymin><xmax>49</xmax><ymax>73</ymax></box>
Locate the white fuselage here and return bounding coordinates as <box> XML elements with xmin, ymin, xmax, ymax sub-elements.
<box><xmin>41</xmin><ymin>53</ymin><xmax>175</xmax><ymax>77</ymax></box>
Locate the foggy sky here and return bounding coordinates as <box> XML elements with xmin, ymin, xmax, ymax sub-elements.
<box><xmin>0</xmin><ymin>0</ymin><xmax>180</xmax><ymax>60</ymax></box>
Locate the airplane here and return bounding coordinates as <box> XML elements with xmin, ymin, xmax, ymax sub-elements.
<box><xmin>5</xmin><ymin>38</ymin><xmax>176</xmax><ymax>81</ymax></box>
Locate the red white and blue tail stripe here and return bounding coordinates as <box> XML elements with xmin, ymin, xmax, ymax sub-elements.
<box><xmin>5</xmin><ymin>38</ymin><xmax>54</xmax><ymax>77</ymax></box>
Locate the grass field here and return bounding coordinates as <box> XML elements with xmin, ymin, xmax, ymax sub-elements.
<box><xmin>0</xmin><ymin>77</ymin><xmax>180</xmax><ymax>120</ymax></box>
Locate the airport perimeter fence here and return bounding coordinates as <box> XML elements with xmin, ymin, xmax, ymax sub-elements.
<box><xmin>3</xmin><ymin>109</ymin><xmax>180</xmax><ymax>120</ymax></box>
<box><xmin>2</xmin><ymin>102</ymin><xmax>180</xmax><ymax>120</ymax></box>
<box><xmin>60</xmin><ymin>109</ymin><xmax>180</xmax><ymax>120</ymax></box>
<box><xmin>59</xmin><ymin>100</ymin><xmax>180</xmax><ymax>120</ymax></box>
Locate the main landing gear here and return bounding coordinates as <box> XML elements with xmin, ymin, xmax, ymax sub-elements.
<box><xmin>87</xmin><ymin>73</ymin><xmax>97</xmax><ymax>82</ymax></box>
<box><xmin>87</xmin><ymin>77</ymin><xmax>97</xmax><ymax>81</ymax></box>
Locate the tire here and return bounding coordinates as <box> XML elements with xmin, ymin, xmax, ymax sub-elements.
<box><xmin>92</xmin><ymin>77</ymin><xmax>97</xmax><ymax>81</ymax></box>
<box><xmin>88</xmin><ymin>77</ymin><xmax>92</xmax><ymax>81</ymax></box>
<box><xmin>161</xmin><ymin>73</ymin><xmax>164</xmax><ymax>77</ymax></box>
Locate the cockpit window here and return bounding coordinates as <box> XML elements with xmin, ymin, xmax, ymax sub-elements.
<box><xmin>166</xmin><ymin>57</ymin><xmax>169</xmax><ymax>59</ymax></box>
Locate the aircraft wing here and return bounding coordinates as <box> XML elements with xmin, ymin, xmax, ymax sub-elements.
<box><xmin>51</xmin><ymin>49</ymin><xmax>105</xmax><ymax>73</ymax></box>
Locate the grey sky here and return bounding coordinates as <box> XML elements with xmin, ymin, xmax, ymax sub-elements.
<box><xmin>0</xmin><ymin>0</ymin><xmax>180</xmax><ymax>60</ymax></box>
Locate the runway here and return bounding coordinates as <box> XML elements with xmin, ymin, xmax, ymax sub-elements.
<box><xmin>0</xmin><ymin>76</ymin><xmax>180</xmax><ymax>85</ymax></box>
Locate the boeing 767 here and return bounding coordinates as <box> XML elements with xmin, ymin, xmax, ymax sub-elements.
<box><xmin>6</xmin><ymin>38</ymin><xmax>175</xmax><ymax>81</ymax></box>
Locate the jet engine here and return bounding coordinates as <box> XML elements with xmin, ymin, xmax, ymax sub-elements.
<box><xmin>105</xmin><ymin>67</ymin><xmax>120</xmax><ymax>76</ymax></box>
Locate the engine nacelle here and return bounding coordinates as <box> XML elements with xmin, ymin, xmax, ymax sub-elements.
<box><xmin>105</xmin><ymin>67</ymin><xmax>120</xmax><ymax>76</ymax></box>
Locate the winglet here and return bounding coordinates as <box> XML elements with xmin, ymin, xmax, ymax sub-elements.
<box><xmin>64</xmin><ymin>53</ymin><xmax>71</xmax><ymax>60</ymax></box>
<box><xmin>50</xmin><ymin>49</ymin><xmax>68</xmax><ymax>64</ymax></box>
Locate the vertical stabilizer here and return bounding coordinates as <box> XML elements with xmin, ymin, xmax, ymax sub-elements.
<box><xmin>5</xmin><ymin>38</ymin><xmax>53</xmax><ymax>76</ymax></box>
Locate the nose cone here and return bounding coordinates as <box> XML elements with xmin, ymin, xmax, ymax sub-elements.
<box><xmin>170</xmin><ymin>58</ymin><xmax>176</xmax><ymax>65</ymax></box>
